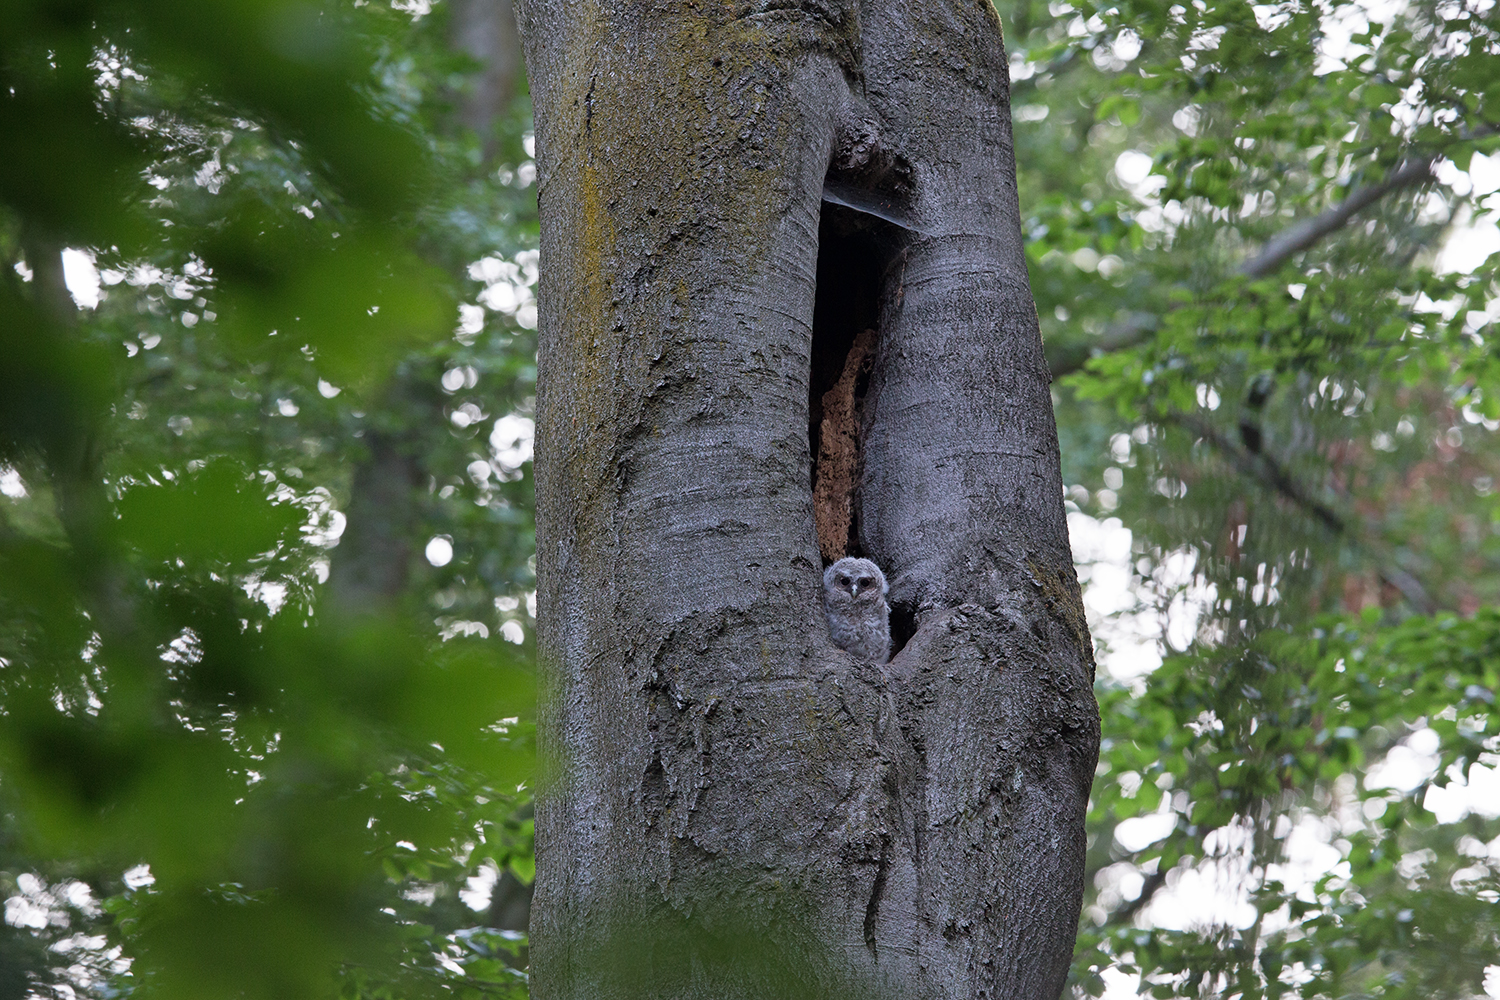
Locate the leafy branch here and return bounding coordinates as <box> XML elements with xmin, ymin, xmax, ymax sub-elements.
<box><xmin>1049</xmin><ymin>126</ymin><xmax>1494</xmax><ymax>379</ymax></box>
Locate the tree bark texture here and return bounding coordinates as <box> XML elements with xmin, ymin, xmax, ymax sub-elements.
<box><xmin>515</xmin><ymin>2</ymin><xmax>1099</xmax><ymax>997</ymax></box>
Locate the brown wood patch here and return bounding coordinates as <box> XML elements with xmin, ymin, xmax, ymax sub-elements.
<box><xmin>813</xmin><ymin>327</ymin><xmax>877</xmax><ymax>562</ymax></box>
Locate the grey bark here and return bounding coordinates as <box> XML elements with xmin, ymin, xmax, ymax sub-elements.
<box><xmin>516</xmin><ymin>3</ymin><xmax>1099</xmax><ymax>998</ymax></box>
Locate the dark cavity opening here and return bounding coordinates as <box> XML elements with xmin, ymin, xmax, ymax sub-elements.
<box><xmin>809</xmin><ymin>200</ymin><xmax>902</xmax><ymax>567</ymax></box>
<box><xmin>888</xmin><ymin>604</ymin><xmax>918</xmax><ymax>657</ymax></box>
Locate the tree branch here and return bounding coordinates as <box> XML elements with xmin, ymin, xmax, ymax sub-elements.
<box><xmin>1048</xmin><ymin>135</ymin><xmax>1491</xmax><ymax>613</ymax></box>
<box><xmin>1113</xmin><ymin>867</ymin><xmax>1167</xmax><ymax>925</ymax></box>
<box><xmin>1045</xmin><ymin>312</ymin><xmax>1157</xmax><ymax>382</ymax></box>
<box><xmin>1240</xmin><ymin>122</ymin><xmax>1495</xmax><ymax>282</ymax></box>
<box><xmin>1237</xmin><ymin>155</ymin><xmax>1440</xmax><ymax>280</ymax></box>
<box><xmin>1174</xmin><ymin>414</ymin><xmax>1343</xmax><ymax>533</ymax></box>
<box><xmin>1172</xmin><ymin>413</ymin><xmax>1438</xmax><ymax>615</ymax></box>
<box><xmin>1047</xmin><ymin>132</ymin><xmax>1493</xmax><ymax>379</ymax></box>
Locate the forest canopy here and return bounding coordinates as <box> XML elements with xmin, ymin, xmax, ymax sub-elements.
<box><xmin>1</xmin><ymin>0</ymin><xmax>1498</xmax><ymax>998</ymax></box>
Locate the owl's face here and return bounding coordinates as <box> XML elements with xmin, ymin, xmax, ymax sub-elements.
<box><xmin>823</xmin><ymin>557</ymin><xmax>887</xmax><ymax>605</ymax></box>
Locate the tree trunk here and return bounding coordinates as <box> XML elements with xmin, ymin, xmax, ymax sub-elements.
<box><xmin>515</xmin><ymin>2</ymin><xmax>1099</xmax><ymax>997</ymax></box>
<box><xmin>329</xmin><ymin>0</ymin><xmax>524</xmax><ymax>613</ymax></box>
<box><xmin>448</xmin><ymin>0</ymin><xmax>523</xmax><ymax>164</ymax></box>
<box><xmin>326</xmin><ymin>376</ymin><xmax>438</xmax><ymax>614</ymax></box>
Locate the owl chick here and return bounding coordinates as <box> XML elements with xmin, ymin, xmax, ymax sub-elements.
<box><xmin>822</xmin><ymin>557</ymin><xmax>891</xmax><ymax>665</ymax></box>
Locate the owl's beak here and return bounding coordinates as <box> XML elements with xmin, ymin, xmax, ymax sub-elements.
<box><xmin>850</xmin><ymin>583</ymin><xmax>861</xmax><ymax>597</ymax></box>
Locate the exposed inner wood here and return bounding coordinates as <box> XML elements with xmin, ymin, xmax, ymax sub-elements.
<box><xmin>813</xmin><ymin>326</ymin><xmax>877</xmax><ymax>562</ymax></box>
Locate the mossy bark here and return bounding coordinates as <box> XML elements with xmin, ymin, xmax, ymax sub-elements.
<box><xmin>516</xmin><ymin>2</ymin><xmax>1099</xmax><ymax>997</ymax></box>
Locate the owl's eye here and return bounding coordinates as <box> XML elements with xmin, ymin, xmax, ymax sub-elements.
<box><xmin>857</xmin><ymin>577</ymin><xmax>874</xmax><ymax>589</ymax></box>
<box><xmin>837</xmin><ymin>575</ymin><xmax>851</xmax><ymax>586</ymax></box>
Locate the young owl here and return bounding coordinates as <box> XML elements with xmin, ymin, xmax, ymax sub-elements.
<box><xmin>822</xmin><ymin>557</ymin><xmax>891</xmax><ymax>665</ymax></box>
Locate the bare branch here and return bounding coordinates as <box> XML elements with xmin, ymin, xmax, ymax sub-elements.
<box><xmin>1240</xmin><ymin>122</ymin><xmax>1495</xmax><ymax>280</ymax></box>
<box><xmin>1046</xmin><ymin>313</ymin><xmax>1156</xmax><ymax>381</ymax></box>
<box><xmin>1174</xmin><ymin>414</ymin><xmax>1343</xmax><ymax>532</ymax></box>
<box><xmin>1113</xmin><ymin>868</ymin><xmax>1168</xmax><ymax>926</ymax></box>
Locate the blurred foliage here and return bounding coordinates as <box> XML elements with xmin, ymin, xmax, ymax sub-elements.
<box><xmin>996</xmin><ymin>0</ymin><xmax>1500</xmax><ymax>992</ymax></box>
<box><xmin>1</xmin><ymin>1</ymin><xmax>538</xmax><ymax>997</ymax></box>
